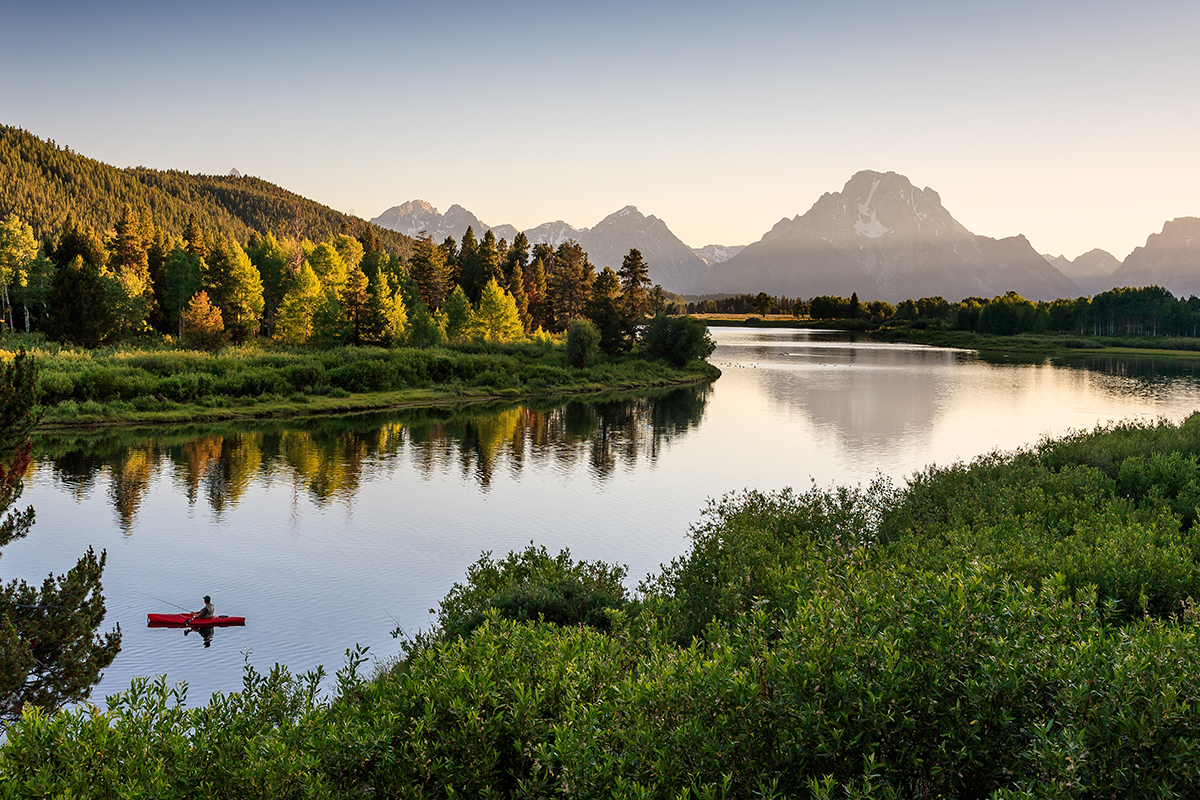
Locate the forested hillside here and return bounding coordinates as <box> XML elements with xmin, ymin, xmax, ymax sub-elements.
<box><xmin>0</xmin><ymin>125</ymin><xmax>413</xmax><ymax>257</ymax></box>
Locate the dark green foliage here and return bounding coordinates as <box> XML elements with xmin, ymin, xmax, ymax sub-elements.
<box><xmin>0</xmin><ymin>125</ymin><xmax>413</xmax><ymax>259</ymax></box>
<box><xmin>643</xmin><ymin>313</ymin><xmax>716</xmax><ymax>366</ymax></box>
<box><xmin>0</xmin><ymin>351</ymin><xmax>120</xmax><ymax>723</ymax></box>
<box><xmin>432</xmin><ymin>545</ymin><xmax>629</xmax><ymax>641</ymax></box>
<box><xmin>47</xmin><ymin>256</ymin><xmax>110</xmax><ymax>348</ymax></box>
<box><xmin>565</xmin><ymin>317</ymin><xmax>600</xmax><ymax>367</ymax></box>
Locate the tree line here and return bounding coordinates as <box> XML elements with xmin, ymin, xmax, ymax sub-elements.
<box><xmin>710</xmin><ymin>285</ymin><xmax>1200</xmax><ymax>338</ymax></box>
<box><xmin>0</xmin><ymin>205</ymin><xmax>696</xmax><ymax>359</ymax></box>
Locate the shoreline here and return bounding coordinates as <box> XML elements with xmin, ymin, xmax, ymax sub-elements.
<box><xmin>34</xmin><ymin>371</ymin><xmax>718</xmax><ymax>431</ymax></box>
<box><xmin>694</xmin><ymin>315</ymin><xmax>1200</xmax><ymax>360</ymax></box>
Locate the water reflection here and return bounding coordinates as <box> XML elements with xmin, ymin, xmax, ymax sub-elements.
<box><xmin>33</xmin><ymin>386</ymin><xmax>711</xmax><ymax>532</ymax></box>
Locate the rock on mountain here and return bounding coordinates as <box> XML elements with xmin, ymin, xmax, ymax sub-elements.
<box><xmin>1041</xmin><ymin>249</ymin><xmax>1121</xmax><ymax>295</ymax></box>
<box><xmin>693</xmin><ymin>244</ymin><xmax>745</xmax><ymax>266</ymax></box>
<box><xmin>570</xmin><ymin>206</ymin><xmax>712</xmax><ymax>293</ymax></box>
<box><xmin>706</xmin><ymin>171</ymin><xmax>1078</xmax><ymax>302</ymax></box>
<box><xmin>372</xmin><ymin>200</ymin><xmax>516</xmax><ymax>242</ymax></box>
<box><xmin>1109</xmin><ymin>218</ymin><xmax>1200</xmax><ymax>297</ymax></box>
<box><xmin>525</xmin><ymin>220</ymin><xmax>585</xmax><ymax>249</ymax></box>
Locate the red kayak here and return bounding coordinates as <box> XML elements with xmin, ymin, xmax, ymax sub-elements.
<box><xmin>147</xmin><ymin>613</ymin><xmax>246</xmax><ymax>628</ymax></box>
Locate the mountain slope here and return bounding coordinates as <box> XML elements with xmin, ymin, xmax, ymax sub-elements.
<box><xmin>1042</xmin><ymin>248</ymin><xmax>1121</xmax><ymax>295</ymax></box>
<box><xmin>571</xmin><ymin>206</ymin><xmax>712</xmax><ymax>293</ymax></box>
<box><xmin>0</xmin><ymin>125</ymin><xmax>414</xmax><ymax>256</ymax></box>
<box><xmin>1109</xmin><ymin>218</ymin><xmax>1200</xmax><ymax>297</ymax></box>
<box><xmin>707</xmin><ymin>171</ymin><xmax>1077</xmax><ymax>302</ymax></box>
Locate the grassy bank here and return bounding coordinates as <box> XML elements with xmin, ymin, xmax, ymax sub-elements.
<box><xmin>9</xmin><ymin>417</ymin><xmax>1200</xmax><ymax>796</ymax></box>
<box><xmin>0</xmin><ymin>334</ymin><xmax>719</xmax><ymax>428</ymax></box>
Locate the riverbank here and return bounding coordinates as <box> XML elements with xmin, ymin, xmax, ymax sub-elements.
<box><xmin>0</xmin><ymin>335</ymin><xmax>719</xmax><ymax>428</ymax></box>
<box><xmin>695</xmin><ymin>314</ymin><xmax>1200</xmax><ymax>359</ymax></box>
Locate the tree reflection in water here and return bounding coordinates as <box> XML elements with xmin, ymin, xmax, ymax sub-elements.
<box><xmin>32</xmin><ymin>385</ymin><xmax>711</xmax><ymax>530</ymax></box>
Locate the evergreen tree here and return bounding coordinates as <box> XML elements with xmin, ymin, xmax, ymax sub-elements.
<box><xmin>312</xmin><ymin>290</ymin><xmax>350</xmax><ymax>345</ymax></box>
<box><xmin>528</xmin><ymin>248</ymin><xmax>552</xmax><ymax>331</ymax></box>
<box><xmin>472</xmin><ymin>279</ymin><xmax>524</xmax><ymax>343</ymax></box>
<box><xmin>406</xmin><ymin>300</ymin><xmax>447</xmax><ymax>348</ymax></box>
<box><xmin>246</xmin><ymin>232</ymin><xmax>296</xmax><ymax>338</ymax></box>
<box><xmin>410</xmin><ymin>234</ymin><xmax>450</xmax><ymax>310</ymax></box>
<box><xmin>341</xmin><ymin>263</ymin><xmax>371</xmax><ymax>344</ymax></box>
<box><xmin>0</xmin><ymin>350</ymin><xmax>121</xmax><ymax>722</ymax></box>
<box><xmin>48</xmin><ymin>256</ymin><xmax>110</xmax><ymax>348</ymax></box>
<box><xmin>110</xmin><ymin>204</ymin><xmax>149</xmax><ymax>279</ymax></box>
<box><xmin>274</xmin><ymin>263</ymin><xmax>323</xmax><ymax>345</ymax></box>
<box><xmin>51</xmin><ymin>216</ymin><xmax>108</xmax><ymax>275</ymax></box>
<box><xmin>457</xmin><ymin>226</ymin><xmax>484</xmax><ymax>304</ymax></box>
<box><xmin>507</xmin><ymin>230</ymin><xmax>530</xmax><ymax>277</ymax></box>
<box><xmin>619</xmin><ymin>248</ymin><xmax>651</xmax><ymax>323</ymax></box>
<box><xmin>550</xmin><ymin>240</ymin><xmax>594</xmax><ymax>331</ymax></box>
<box><xmin>184</xmin><ymin>214</ymin><xmax>206</xmax><ymax>259</ymax></box>
<box><xmin>163</xmin><ymin>247</ymin><xmax>203</xmax><ymax>338</ymax></box>
<box><xmin>363</xmin><ymin>270</ymin><xmax>407</xmax><ymax>345</ymax></box>
<box><xmin>145</xmin><ymin>224</ymin><xmax>171</xmax><ymax>333</ymax></box>
<box><xmin>507</xmin><ymin>260</ymin><xmax>531</xmax><ymax>333</ymax></box>
<box><xmin>585</xmin><ymin>266</ymin><xmax>629</xmax><ymax>354</ymax></box>
<box><xmin>439</xmin><ymin>235</ymin><xmax>459</xmax><ymax>287</ymax></box>
<box><xmin>181</xmin><ymin>290</ymin><xmax>226</xmax><ymax>350</ymax></box>
<box><xmin>442</xmin><ymin>285</ymin><xmax>473</xmax><ymax>342</ymax></box>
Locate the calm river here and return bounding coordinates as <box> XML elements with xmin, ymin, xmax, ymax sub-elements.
<box><xmin>10</xmin><ymin>328</ymin><xmax>1200</xmax><ymax>703</ymax></box>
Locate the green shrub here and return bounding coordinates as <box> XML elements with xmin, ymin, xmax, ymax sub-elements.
<box><xmin>432</xmin><ymin>545</ymin><xmax>629</xmax><ymax>641</ymax></box>
<box><xmin>643</xmin><ymin>315</ymin><xmax>716</xmax><ymax>366</ymax></box>
<box><xmin>565</xmin><ymin>318</ymin><xmax>601</xmax><ymax>368</ymax></box>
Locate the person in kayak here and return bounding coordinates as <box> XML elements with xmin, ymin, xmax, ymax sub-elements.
<box><xmin>194</xmin><ymin>596</ymin><xmax>214</xmax><ymax>619</ymax></box>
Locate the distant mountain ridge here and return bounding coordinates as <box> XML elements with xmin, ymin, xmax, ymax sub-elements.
<box><xmin>372</xmin><ymin>202</ymin><xmax>712</xmax><ymax>293</ymax></box>
<box><xmin>1041</xmin><ymin>249</ymin><xmax>1121</xmax><ymax>295</ymax></box>
<box><xmin>375</xmin><ymin>174</ymin><xmax>1200</xmax><ymax>304</ymax></box>
<box><xmin>706</xmin><ymin>171</ymin><xmax>1078</xmax><ymax>302</ymax></box>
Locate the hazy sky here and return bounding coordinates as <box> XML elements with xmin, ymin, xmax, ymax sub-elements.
<box><xmin>3</xmin><ymin>0</ymin><xmax>1197</xmax><ymax>260</ymax></box>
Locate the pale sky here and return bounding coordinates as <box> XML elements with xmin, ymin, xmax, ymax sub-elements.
<box><xmin>3</xmin><ymin>0</ymin><xmax>1197</xmax><ymax>261</ymax></box>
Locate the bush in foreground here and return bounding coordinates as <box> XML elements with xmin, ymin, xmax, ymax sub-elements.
<box><xmin>10</xmin><ymin>417</ymin><xmax>1200</xmax><ymax>796</ymax></box>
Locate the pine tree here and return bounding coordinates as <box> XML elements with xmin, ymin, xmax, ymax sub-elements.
<box><xmin>507</xmin><ymin>231</ymin><xmax>530</xmax><ymax>277</ymax></box>
<box><xmin>528</xmin><ymin>251</ymin><xmax>551</xmax><ymax>331</ymax></box>
<box><xmin>0</xmin><ymin>350</ymin><xmax>121</xmax><ymax>722</ymax></box>
<box><xmin>619</xmin><ymin>248</ymin><xmax>651</xmax><ymax>323</ymax></box>
<box><xmin>442</xmin><ymin>285</ymin><xmax>473</xmax><ymax>342</ymax></box>
<box><xmin>184</xmin><ymin>214</ymin><xmax>206</xmax><ymax>259</ymax></box>
<box><xmin>410</xmin><ymin>234</ymin><xmax>450</xmax><ymax>310</ymax></box>
<box><xmin>48</xmin><ymin>256</ymin><xmax>111</xmax><ymax>348</ymax></box>
<box><xmin>363</xmin><ymin>270</ymin><xmax>407</xmax><ymax>345</ymax></box>
<box><xmin>508</xmin><ymin>261</ymin><xmax>531</xmax><ymax>333</ymax></box>
<box><xmin>457</xmin><ymin>226</ymin><xmax>484</xmax><ymax>304</ymax></box>
<box><xmin>342</xmin><ymin>263</ymin><xmax>371</xmax><ymax>344</ymax></box>
<box><xmin>550</xmin><ymin>241</ymin><xmax>594</xmax><ymax>331</ymax></box>
<box><xmin>585</xmin><ymin>266</ymin><xmax>629</xmax><ymax>354</ymax></box>
<box><xmin>163</xmin><ymin>247</ymin><xmax>203</xmax><ymax>338</ymax></box>
<box><xmin>182</xmin><ymin>290</ymin><xmax>226</xmax><ymax>350</ymax></box>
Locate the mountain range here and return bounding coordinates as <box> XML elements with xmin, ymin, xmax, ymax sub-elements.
<box><xmin>376</xmin><ymin>173</ymin><xmax>1197</xmax><ymax>303</ymax></box>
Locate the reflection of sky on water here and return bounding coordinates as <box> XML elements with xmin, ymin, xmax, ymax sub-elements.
<box><xmin>8</xmin><ymin>328</ymin><xmax>1200</xmax><ymax>706</ymax></box>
